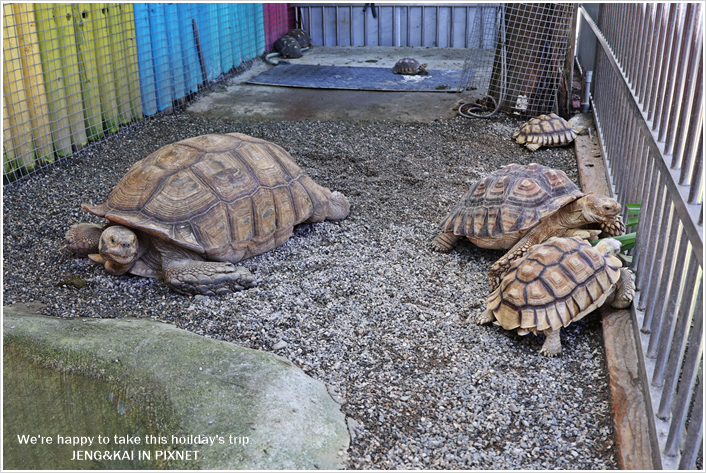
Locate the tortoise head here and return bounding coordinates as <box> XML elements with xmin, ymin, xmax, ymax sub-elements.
<box><xmin>582</xmin><ymin>194</ymin><xmax>622</xmax><ymax>224</ymax></box>
<box><xmin>98</xmin><ymin>226</ymin><xmax>140</xmax><ymax>273</ymax></box>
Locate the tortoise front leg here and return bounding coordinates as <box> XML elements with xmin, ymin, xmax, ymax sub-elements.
<box><xmin>488</xmin><ymin>236</ymin><xmax>538</xmax><ymax>292</ymax></box>
<box><xmin>163</xmin><ymin>260</ymin><xmax>257</xmax><ymax>296</ymax></box>
<box><xmin>65</xmin><ymin>223</ymin><xmax>103</xmax><ymax>257</ymax></box>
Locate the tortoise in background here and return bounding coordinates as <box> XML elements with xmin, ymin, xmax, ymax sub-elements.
<box><xmin>430</xmin><ymin>163</ymin><xmax>625</xmax><ymax>291</ymax></box>
<box><xmin>66</xmin><ymin>133</ymin><xmax>350</xmax><ymax>296</ymax></box>
<box><xmin>513</xmin><ymin>113</ymin><xmax>587</xmax><ymax>151</ymax></box>
<box><xmin>477</xmin><ymin>236</ymin><xmax>635</xmax><ymax>356</ymax></box>
<box><xmin>286</xmin><ymin>28</ymin><xmax>311</xmax><ymax>48</ymax></box>
<box><xmin>392</xmin><ymin>57</ymin><xmax>428</xmax><ymax>75</ymax></box>
<box><xmin>274</xmin><ymin>34</ymin><xmax>302</xmax><ymax>58</ymax></box>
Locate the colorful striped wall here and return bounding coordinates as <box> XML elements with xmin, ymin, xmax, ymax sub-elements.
<box><xmin>3</xmin><ymin>3</ymin><xmax>292</xmax><ymax>183</ymax></box>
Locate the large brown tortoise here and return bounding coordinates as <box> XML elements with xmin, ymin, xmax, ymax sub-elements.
<box><xmin>477</xmin><ymin>236</ymin><xmax>636</xmax><ymax>356</ymax></box>
<box><xmin>66</xmin><ymin>133</ymin><xmax>350</xmax><ymax>296</ymax></box>
<box><xmin>430</xmin><ymin>163</ymin><xmax>625</xmax><ymax>292</ymax></box>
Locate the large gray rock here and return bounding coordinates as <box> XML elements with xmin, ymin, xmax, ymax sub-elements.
<box><xmin>3</xmin><ymin>304</ymin><xmax>349</xmax><ymax>470</ymax></box>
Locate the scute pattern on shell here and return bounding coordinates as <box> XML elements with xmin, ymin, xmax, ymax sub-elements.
<box><xmin>83</xmin><ymin>133</ymin><xmax>332</xmax><ymax>261</ymax></box>
<box><xmin>438</xmin><ymin>163</ymin><xmax>584</xmax><ymax>249</ymax></box>
<box><xmin>512</xmin><ymin>113</ymin><xmax>578</xmax><ymax>149</ymax></box>
<box><xmin>486</xmin><ymin>236</ymin><xmax>622</xmax><ymax>333</ymax></box>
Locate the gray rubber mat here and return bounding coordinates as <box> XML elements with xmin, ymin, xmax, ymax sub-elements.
<box><xmin>247</xmin><ymin>64</ymin><xmax>466</xmax><ymax>92</ymax></box>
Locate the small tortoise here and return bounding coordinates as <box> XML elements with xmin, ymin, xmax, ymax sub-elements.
<box><xmin>477</xmin><ymin>236</ymin><xmax>636</xmax><ymax>356</ymax></box>
<box><xmin>392</xmin><ymin>57</ymin><xmax>428</xmax><ymax>75</ymax></box>
<box><xmin>66</xmin><ymin>133</ymin><xmax>350</xmax><ymax>296</ymax></box>
<box><xmin>286</xmin><ymin>28</ymin><xmax>311</xmax><ymax>48</ymax></box>
<box><xmin>512</xmin><ymin>113</ymin><xmax>587</xmax><ymax>151</ymax></box>
<box><xmin>274</xmin><ymin>34</ymin><xmax>302</xmax><ymax>58</ymax></box>
<box><xmin>431</xmin><ymin>163</ymin><xmax>625</xmax><ymax>291</ymax></box>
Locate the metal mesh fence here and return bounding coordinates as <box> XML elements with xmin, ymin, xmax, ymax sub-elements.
<box><xmin>3</xmin><ymin>3</ymin><xmax>292</xmax><ymax>184</ymax></box>
<box><xmin>458</xmin><ymin>3</ymin><xmax>574</xmax><ymax>118</ymax></box>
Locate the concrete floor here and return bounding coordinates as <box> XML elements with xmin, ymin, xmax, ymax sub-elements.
<box><xmin>187</xmin><ymin>46</ymin><xmax>481</xmax><ymax>122</ymax></box>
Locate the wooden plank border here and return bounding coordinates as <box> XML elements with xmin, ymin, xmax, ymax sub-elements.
<box><xmin>574</xmin><ymin>119</ymin><xmax>661</xmax><ymax>470</ymax></box>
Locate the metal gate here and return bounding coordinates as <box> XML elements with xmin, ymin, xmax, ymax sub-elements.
<box><xmin>577</xmin><ymin>4</ymin><xmax>703</xmax><ymax>470</ymax></box>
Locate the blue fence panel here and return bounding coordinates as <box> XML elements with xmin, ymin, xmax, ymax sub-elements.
<box><xmin>176</xmin><ymin>4</ymin><xmax>200</xmax><ymax>94</ymax></box>
<box><xmin>133</xmin><ymin>4</ymin><xmax>157</xmax><ymax>115</ymax></box>
<box><xmin>131</xmin><ymin>3</ymin><xmax>266</xmax><ymax>115</ymax></box>
<box><xmin>218</xmin><ymin>4</ymin><xmax>234</xmax><ymax>73</ymax></box>
<box><xmin>164</xmin><ymin>4</ymin><xmax>185</xmax><ymax>101</ymax></box>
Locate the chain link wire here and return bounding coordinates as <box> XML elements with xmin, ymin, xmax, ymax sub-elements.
<box><xmin>3</xmin><ymin>3</ymin><xmax>291</xmax><ymax>184</ymax></box>
<box><xmin>458</xmin><ymin>3</ymin><xmax>574</xmax><ymax>118</ymax></box>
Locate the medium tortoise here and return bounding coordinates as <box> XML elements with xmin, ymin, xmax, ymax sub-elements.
<box><xmin>477</xmin><ymin>236</ymin><xmax>636</xmax><ymax>356</ymax></box>
<box><xmin>286</xmin><ymin>28</ymin><xmax>311</xmax><ymax>48</ymax></box>
<box><xmin>512</xmin><ymin>113</ymin><xmax>587</xmax><ymax>151</ymax></box>
<box><xmin>392</xmin><ymin>57</ymin><xmax>428</xmax><ymax>75</ymax></box>
<box><xmin>274</xmin><ymin>34</ymin><xmax>302</xmax><ymax>58</ymax></box>
<box><xmin>66</xmin><ymin>133</ymin><xmax>350</xmax><ymax>296</ymax></box>
<box><xmin>430</xmin><ymin>163</ymin><xmax>625</xmax><ymax>291</ymax></box>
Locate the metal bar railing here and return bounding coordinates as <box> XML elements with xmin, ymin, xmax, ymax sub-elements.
<box><xmin>579</xmin><ymin>5</ymin><xmax>703</xmax><ymax>470</ymax></box>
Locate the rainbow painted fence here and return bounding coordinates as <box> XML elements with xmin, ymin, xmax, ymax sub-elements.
<box><xmin>3</xmin><ymin>3</ymin><xmax>292</xmax><ymax>182</ymax></box>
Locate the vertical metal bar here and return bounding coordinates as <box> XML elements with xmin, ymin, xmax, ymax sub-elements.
<box><xmin>421</xmin><ymin>6</ymin><xmax>425</xmax><ymax>47</ymax></box>
<box><xmin>435</xmin><ymin>6</ymin><xmax>439</xmax><ymax>47</ymax></box>
<box><xmin>349</xmin><ymin>6</ymin><xmax>353</xmax><ymax>46</ymax></box>
<box><xmin>673</xmin><ymin>19</ymin><xmax>703</xmax><ymax>171</ymax></box>
<box><xmin>687</xmin><ymin>132</ymin><xmax>703</xmax><ymax>204</ymax></box>
<box><xmin>642</xmin><ymin>5</ymin><xmax>661</xmax><ymax>112</ymax></box>
<box><xmin>664</xmin><ymin>292</ymin><xmax>703</xmax><ymax>456</ymax></box>
<box><xmin>391</xmin><ymin>5</ymin><xmax>399</xmax><ymax>46</ymax></box>
<box><xmin>308</xmin><ymin>7</ymin><xmax>313</xmax><ymax>44</ymax></box>
<box><xmin>664</xmin><ymin>3</ymin><xmax>697</xmax><ymax>155</ymax></box>
<box><xmin>636</xmin><ymin>172</ymin><xmax>665</xmax><ymax>305</ymax></box>
<box><xmin>678</xmin><ymin>375</ymin><xmax>703</xmax><ymax>470</ymax></box>
<box><xmin>406</xmin><ymin>6</ymin><xmax>410</xmax><ymax>47</ymax></box>
<box><xmin>449</xmin><ymin>6</ymin><xmax>454</xmax><ymax>48</ymax></box>
<box><xmin>465</xmin><ymin>6</ymin><xmax>469</xmax><ymax>49</ymax></box>
<box><xmin>363</xmin><ymin>4</ymin><xmax>367</xmax><ymax>46</ymax></box>
<box><xmin>647</xmin><ymin>218</ymin><xmax>685</xmax><ymax>361</ymax></box>
<box><xmin>650</xmin><ymin>4</ymin><xmax>677</xmax><ymax>123</ymax></box>
<box><xmin>638</xmin><ymin>4</ymin><xmax>655</xmax><ymax>103</ymax></box>
<box><xmin>657</xmin><ymin>4</ymin><xmax>685</xmax><ymax>139</ymax></box>
<box><xmin>321</xmin><ymin>6</ymin><xmax>326</xmax><ymax>46</ymax></box>
<box><xmin>645</xmin><ymin>208</ymin><xmax>681</xmax><ymax>358</ymax></box>
<box><xmin>334</xmin><ymin>6</ymin><xmax>339</xmax><ymax>46</ymax></box>
<box><xmin>657</xmin><ymin>257</ymin><xmax>700</xmax><ymax>419</ymax></box>
<box><xmin>641</xmin><ymin>198</ymin><xmax>674</xmax><ymax>332</ymax></box>
<box><xmin>378</xmin><ymin>5</ymin><xmax>381</xmax><ymax>46</ymax></box>
<box><xmin>628</xmin><ymin>4</ymin><xmax>641</xmax><ymax>86</ymax></box>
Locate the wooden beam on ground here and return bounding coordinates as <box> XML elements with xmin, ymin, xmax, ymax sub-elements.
<box><xmin>574</xmin><ymin>114</ymin><xmax>659</xmax><ymax>470</ymax></box>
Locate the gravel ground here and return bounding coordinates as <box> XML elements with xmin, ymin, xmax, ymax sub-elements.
<box><xmin>3</xmin><ymin>112</ymin><xmax>618</xmax><ymax>469</ymax></box>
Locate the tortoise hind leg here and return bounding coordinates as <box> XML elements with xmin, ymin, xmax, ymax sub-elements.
<box><xmin>431</xmin><ymin>231</ymin><xmax>461</xmax><ymax>253</ymax></box>
<box><xmin>539</xmin><ymin>328</ymin><xmax>562</xmax><ymax>357</ymax></box>
<box><xmin>65</xmin><ymin>223</ymin><xmax>103</xmax><ymax>257</ymax></box>
<box><xmin>307</xmin><ymin>191</ymin><xmax>350</xmax><ymax>222</ymax></box>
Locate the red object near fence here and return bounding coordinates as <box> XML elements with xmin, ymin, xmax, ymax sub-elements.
<box><xmin>263</xmin><ymin>4</ymin><xmax>296</xmax><ymax>52</ymax></box>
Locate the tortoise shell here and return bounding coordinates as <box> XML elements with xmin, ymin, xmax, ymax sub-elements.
<box><xmin>486</xmin><ymin>236</ymin><xmax>622</xmax><ymax>333</ymax></box>
<box><xmin>274</xmin><ymin>35</ymin><xmax>302</xmax><ymax>58</ymax></box>
<box><xmin>512</xmin><ymin>113</ymin><xmax>578</xmax><ymax>150</ymax></box>
<box><xmin>286</xmin><ymin>28</ymin><xmax>311</xmax><ymax>48</ymax></box>
<box><xmin>392</xmin><ymin>57</ymin><xmax>428</xmax><ymax>75</ymax></box>
<box><xmin>438</xmin><ymin>163</ymin><xmax>584</xmax><ymax>249</ymax></box>
<box><xmin>83</xmin><ymin>133</ymin><xmax>334</xmax><ymax>263</ymax></box>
